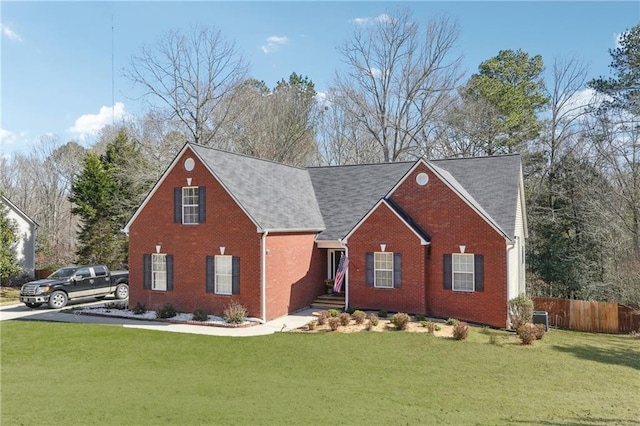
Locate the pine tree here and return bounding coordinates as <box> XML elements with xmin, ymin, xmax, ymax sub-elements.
<box><xmin>0</xmin><ymin>199</ymin><xmax>22</xmax><ymax>285</ymax></box>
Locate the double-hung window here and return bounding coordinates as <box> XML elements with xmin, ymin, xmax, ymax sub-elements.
<box><xmin>215</xmin><ymin>255</ymin><xmax>233</xmax><ymax>295</ymax></box>
<box><xmin>374</xmin><ymin>252</ymin><xmax>394</xmax><ymax>288</ymax></box>
<box><xmin>182</xmin><ymin>187</ymin><xmax>199</xmax><ymax>224</ymax></box>
<box><xmin>452</xmin><ymin>254</ymin><xmax>474</xmax><ymax>291</ymax></box>
<box><xmin>152</xmin><ymin>254</ymin><xmax>167</xmax><ymax>291</ymax></box>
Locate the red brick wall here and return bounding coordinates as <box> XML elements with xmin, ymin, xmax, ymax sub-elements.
<box><xmin>390</xmin><ymin>162</ymin><xmax>508</xmax><ymax>328</ymax></box>
<box><xmin>347</xmin><ymin>202</ymin><xmax>429</xmax><ymax>315</ymax></box>
<box><xmin>265</xmin><ymin>233</ymin><xmax>326</xmax><ymax>319</ymax></box>
<box><xmin>128</xmin><ymin>147</ymin><xmax>263</xmax><ymax>318</ymax></box>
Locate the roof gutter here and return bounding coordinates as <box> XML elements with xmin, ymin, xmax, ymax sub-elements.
<box><xmin>260</xmin><ymin>230</ymin><xmax>269</xmax><ymax>324</ymax></box>
<box><xmin>257</xmin><ymin>227</ymin><xmax>325</xmax><ymax>234</ymax></box>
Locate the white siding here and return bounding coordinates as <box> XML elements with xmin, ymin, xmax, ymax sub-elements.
<box><xmin>507</xmin><ymin>186</ymin><xmax>526</xmax><ymax>302</ymax></box>
<box><xmin>3</xmin><ymin>199</ymin><xmax>36</xmax><ymax>279</ymax></box>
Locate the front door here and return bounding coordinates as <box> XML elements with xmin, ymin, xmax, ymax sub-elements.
<box><xmin>328</xmin><ymin>250</ymin><xmax>346</xmax><ymax>292</ymax></box>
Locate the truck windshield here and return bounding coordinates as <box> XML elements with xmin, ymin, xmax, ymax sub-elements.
<box><xmin>48</xmin><ymin>267</ymin><xmax>78</xmax><ymax>279</ymax></box>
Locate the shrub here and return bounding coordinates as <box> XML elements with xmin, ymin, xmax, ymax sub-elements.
<box><xmin>378</xmin><ymin>309</ymin><xmax>388</xmax><ymax>318</ymax></box>
<box><xmin>422</xmin><ymin>321</ymin><xmax>435</xmax><ymax>333</ymax></box>
<box><xmin>452</xmin><ymin>322</ymin><xmax>469</xmax><ymax>340</ymax></box>
<box><xmin>156</xmin><ymin>303</ymin><xmax>177</xmax><ymax>319</ymax></box>
<box><xmin>445</xmin><ymin>318</ymin><xmax>459</xmax><ymax>326</ymax></box>
<box><xmin>328</xmin><ymin>317</ymin><xmax>340</xmax><ymax>331</ymax></box>
<box><xmin>223</xmin><ymin>301</ymin><xmax>247</xmax><ymax>324</ymax></box>
<box><xmin>346</xmin><ymin>306</ymin><xmax>357</xmax><ymax>315</ymax></box>
<box><xmin>391</xmin><ymin>313</ymin><xmax>410</xmax><ymax>330</ymax></box>
<box><xmin>132</xmin><ymin>302</ymin><xmax>147</xmax><ymax>315</ymax></box>
<box><xmin>434</xmin><ymin>325</ymin><xmax>441</xmax><ymax>332</ymax></box>
<box><xmin>368</xmin><ymin>313</ymin><xmax>379</xmax><ymax>326</ymax></box>
<box><xmin>339</xmin><ymin>312</ymin><xmax>351</xmax><ymax>326</ymax></box>
<box><xmin>414</xmin><ymin>314</ymin><xmax>426</xmax><ymax>322</ymax></box>
<box><xmin>517</xmin><ymin>323</ymin><xmax>538</xmax><ymax>345</ymax></box>
<box><xmin>192</xmin><ymin>309</ymin><xmax>208</xmax><ymax>322</ymax></box>
<box><xmin>365</xmin><ymin>320</ymin><xmax>373</xmax><ymax>331</ymax></box>
<box><xmin>352</xmin><ymin>310</ymin><xmax>366</xmax><ymax>325</ymax></box>
<box><xmin>317</xmin><ymin>311</ymin><xmax>329</xmax><ymax>325</ymax></box>
<box><xmin>328</xmin><ymin>309</ymin><xmax>340</xmax><ymax>317</ymax></box>
<box><xmin>103</xmin><ymin>301</ymin><xmax>127</xmax><ymax>310</ymax></box>
<box><xmin>508</xmin><ymin>295</ymin><xmax>534</xmax><ymax>330</ymax></box>
<box><xmin>534</xmin><ymin>324</ymin><xmax>546</xmax><ymax>340</ymax></box>
<box><xmin>307</xmin><ymin>320</ymin><xmax>317</xmax><ymax>331</ymax></box>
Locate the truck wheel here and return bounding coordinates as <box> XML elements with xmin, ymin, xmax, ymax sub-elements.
<box><xmin>48</xmin><ymin>291</ymin><xmax>68</xmax><ymax>309</ymax></box>
<box><xmin>25</xmin><ymin>302</ymin><xmax>42</xmax><ymax>308</ymax></box>
<box><xmin>114</xmin><ymin>284</ymin><xmax>129</xmax><ymax>299</ymax></box>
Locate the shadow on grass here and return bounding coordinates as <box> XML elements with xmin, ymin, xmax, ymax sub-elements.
<box><xmin>551</xmin><ymin>339</ymin><xmax>640</xmax><ymax>371</ymax></box>
<box><xmin>505</xmin><ymin>417</ymin><xmax>640</xmax><ymax>425</ymax></box>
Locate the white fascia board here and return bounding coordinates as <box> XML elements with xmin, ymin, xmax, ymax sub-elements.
<box><xmin>518</xmin><ymin>163</ymin><xmax>529</xmax><ymax>239</ymax></box>
<box><xmin>315</xmin><ymin>240</ymin><xmax>345</xmax><ymax>249</ymax></box>
<box><xmin>343</xmin><ymin>198</ymin><xmax>429</xmax><ymax>246</ymax></box>
<box><xmin>257</xmin><ymin>228</ymin><xmax>325</xmax><ymax>234</ymax></box>
<box><xmin>1</xmin><ymin>195</ymin><xmax>38</xmax><ymax>227</ymax></box>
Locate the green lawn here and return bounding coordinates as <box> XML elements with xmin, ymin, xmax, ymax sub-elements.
<box><xmin>1</xmin><ymin>321</ymin><xmax>639</xmax><ymax>425</ymax></box>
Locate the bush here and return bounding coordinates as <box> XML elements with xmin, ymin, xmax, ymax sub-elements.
<box><xmin>223</xmin><ymin>301</ymin><xmax>247</xmax><ymax>324</ymax></box>
<box><xmin>508</xmin><ymin>295</ymin><xmax>534</xmax><ymax>330</ymax></box>
<box><xmin>368</xmin><ymin>313</ymin><xmax>379</xmax><ymax>326</ymax></box>
<box><xmin>391</xmin><ymin>313</ymin><xmax>410</xmax><ymax>330</ymax></box>
<box><xmin>346</xmin><ymin>306</ymin><xmax>357</xmax><ymax>315</ymax></box>
<box><xmin>415</xmin><ymin>314</ymin><xmax>426</xmax><ymax>322</ymax></box>
<box><xmin>339</xmin><ymin>312</ymin><xmax>351</xmax><ymax>326</ymax></box>
<box><xmin>328</xmin><ymin>309</ymin><xmax>340</xmax><ymax>317</ymax></box>
<box><xmin>517</xmin><ymin>323</ymin><xmax>538</xmax><ymax>345</ymax></box>
<box><xmin>307</xmin><ymin>320</ymin><xmax>317</xmax><ymax>331</ymax></box>
<box><xmin>317</xmin><ymin>311</ymin><xmax>329</xmax><ymax>325</ymax></box>
<box><xmin>534</xmin><ymin>324</ymin><xmax>546</xmax><ymax>340</ymax></box>
<box><xmin>328</xmin><ymin>317</ymin><xmax>340</xmax><ymax>331</ymax></box>
<box><xmin>132</xmin><ymin>302</ymin><xmax>147</xmax><ymax>315</ymax></box>
<box><xmin>192</xmin><ymin>309</ymin><xmax>208</xmax><ymax>322</ymax></box>
<box><xmin>365</xmin><ymin>320</ymin><xmax>373</xmax><ymax>331</ymax></box>
<box><xmin>422</xmin><ymin>321</ymin><xmax>435</xmax><ymax>333</ymax></box>
<box><xmin>156</xmin><ymin>303</ymin><xmax>177</xmax><ymax>319</ymax></box>
<box><xmin>445</xmin><ymin>318</ymin><xmax>459</xmax><ymax>326</ymax></box>
<box><xmin>452</xmin><ymin>322</ymin><xmax>469</xmax><ymax>340</ymax></box>
<box><xmin>378</xmin><ymin>310</ymin><xmax>388</xmax><ymax>318</ymax></box>
<box><xmin>352</xmin><ymin>310</ymin><xmax>366</xmax><ymax>325</ymax></box>
<box><xmin>434</xmin><ymin>324</ymin><xmax>441</xmax><ymax>332</ymax></box>
<box><xmin>103</xmin><ymin>301</ymin><xmax>127</xmax><ymax>311</ymax></box>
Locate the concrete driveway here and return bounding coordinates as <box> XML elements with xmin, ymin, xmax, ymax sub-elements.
<box><xmin>0</xmin><ymin>299</ymin><xmax>317</xmax><ymax>337</ymax></box>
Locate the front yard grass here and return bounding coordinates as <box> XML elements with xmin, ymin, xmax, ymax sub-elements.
<box><xmin>1</xmin><ymin>321</ymin><xmax>638</xmax><ymax>425</ymax></box>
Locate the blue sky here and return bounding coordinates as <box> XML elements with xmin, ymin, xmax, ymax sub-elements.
<box><xmin>1</xmin><ymin>1</ymin><xmax>638</xmax><ymax>158</ymax></box>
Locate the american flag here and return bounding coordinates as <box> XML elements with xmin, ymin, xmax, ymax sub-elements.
<box><xmin>333</xmin><ymin>255</ymin><xmax>349</xmax><ymax>293</ymax></box>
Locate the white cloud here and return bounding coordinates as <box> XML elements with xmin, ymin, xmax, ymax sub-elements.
<box><xmin>69</xmin><ymin>102</ymin><xmax>128</xmax><ymax>138</ymax></box>
<box><xmin>352</xmin><ymin>14</ymin><xmax>393</xmax><ymax>26</ymax></box>
<box><xmin>260</xmin><ymin>35</ymin><xmax>289</xmax><ymax>54</ymax></box>
<box><xmin>1</xmin><ymin>23</ymin><xmax>22</xmax><ymax>41</ymax></box>
<box><xmin>0</xmin><ymin>128</ymin><xmax>17</xmax><ymax>146</ymax></box>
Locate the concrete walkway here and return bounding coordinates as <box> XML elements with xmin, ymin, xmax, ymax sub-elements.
<box><xmin>0</xmin><ymin>303</ymin><xmax>317</xmax><ymax>337</ymax></box>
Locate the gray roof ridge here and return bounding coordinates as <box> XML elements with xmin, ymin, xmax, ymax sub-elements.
<box><xmin>306</xmin><ymin>160</ymin><xmax>414</xmax><ymax>170</ymax></box>
<box><xmin>188</xmin><ymin>143</ymin><xmax>308</xmax><ymax>171</ymax></box>
<box><xmin>430</xmin><ymin>152</ymin><xmax>521</xmax><ymax>163</ymax></box>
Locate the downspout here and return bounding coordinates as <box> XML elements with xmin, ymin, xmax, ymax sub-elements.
<box><xmin>341</xmin><ymin>239</ymin><xmax>349</xmax><ymax>310</ymax></box>
<box><xmin>506</xmin><ymin>239</ymin><xmax>515</xmax><ymax>329</ymax></box>
<box><xmin>261</xmin><ymin>231</ymin><xmax>269</xmax><ymax>323</ymax></box>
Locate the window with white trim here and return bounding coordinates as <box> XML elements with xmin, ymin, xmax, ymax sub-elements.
<box><xmin>374</xmin><ymin>252</ymin><xmax>394</xmax><ymax>288</ymax></box>
<box><xmin>215</xmin><ymin>255</ymin><xmax>233</xmax><ymax>295</ymax></box>
<box><xmin>182</xmin><ymin>187</ymin><xmax>199</xmax><ymax>224</ymax></box>
<box><xmin>152</xmin><ymin>254</ymin><xmax>167</xmax><ymax>291</ymax></box>
<box><xmin>452</xmin><ymin>253</ymin><xmax>474</xmax><ymax>291</ymax></box>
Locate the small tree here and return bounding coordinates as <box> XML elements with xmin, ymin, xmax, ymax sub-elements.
<box><xmin>508</xmin><ymin>295</ymin><xmax>534</xmax><ymax>330</ymax></box>
<box><xmin>0</xmin><ymin>200</ymin><xmax>22</xmax><ymax>285</ymax></box>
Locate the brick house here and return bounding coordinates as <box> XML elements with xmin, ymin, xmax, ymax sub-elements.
<box><xmin>124</xmin><ymin>143</ymin><xmax>527</xmax><ymax>328</ymax></box>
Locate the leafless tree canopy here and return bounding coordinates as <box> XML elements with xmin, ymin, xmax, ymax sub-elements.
<box><xmin>124</xmin><ymin>26</ymin><xmax>248</xmax><ymax>147</ymax></box>
<box><xmin>333</xmin><ymin>9</ymin><xmax>462</xmax><ymax>162</ymax></box>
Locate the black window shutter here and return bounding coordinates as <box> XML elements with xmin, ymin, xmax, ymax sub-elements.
<box><xmin>474</xmin><ymin>254</ymin><xmax>484</xmax><ymax>292</ymax></box>
<box><xmin>365</xmin><ymin>252</ymin><xmax>374</xmax><ymax>287</ymax></box>
<box><xmin>206</xmin><ymin>256</ymin><xmax>214</xmax><ymax>293</ymax></box>
<box><xmin>166</xmin><ymin>254</ymin><xmax>174</xmax><ymax>291</ymax></box>
<box><xmin>393</xmin><ymin>253</ymin><xmax>402</xmax><ymax>288</ymax></box>
<box><xmin>443</xmin><ymin>254</ymin><xmax>452</xmax><ymax>290</ymax></box>
<box><xmin>198</xmin><ymin>186</ymin><xmax>206</xmax><ymax>223</ymax></box>
<box><xmin>174</xmin><ymin>187</ymin><xmax>182</xmax><ymax>223</ymax></box>
<box><xmin>232</xmin><ymin>256</ymin><xmax>240</xmax><ymax>295</ymax></box>
<box><xmin>143</xmin><ymin>254</ymin><xmax>151</xmax><ymax>289</ymax></box>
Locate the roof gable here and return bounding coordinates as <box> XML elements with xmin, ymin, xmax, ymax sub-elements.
<box><xmin>1</xmin><ymin>195</ymin><xmax>38</xmax><ymax>227</ymax></box>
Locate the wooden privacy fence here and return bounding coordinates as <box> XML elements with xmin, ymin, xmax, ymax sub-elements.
<box><xmin>533</xmin><ymin>297</ymin><xmax>640</xmax><ymax>334</ymax></box>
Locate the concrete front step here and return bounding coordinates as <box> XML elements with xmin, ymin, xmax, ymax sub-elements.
<box><xmin>311</xmin><ymin>293</ymin><xmax>345</xmax><ymax>310</ymax></box>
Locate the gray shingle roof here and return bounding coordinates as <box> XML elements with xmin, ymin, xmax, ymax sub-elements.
<box><xmin>191</xmin><ymin>144</ymin><xmax>325</xmax><ymax>231</ymax></box>
<box><xmin>432</xmin><ymin>154</ymin><xmax>521</xmax><ymax>239</ymax></box>
<box><xmin>308</xmin><ymin>162</ymin><xmax>414</xmax><ymax>241</ymax></box>
<box><xmin>190</xmin><ymin>143</ymin><xmax>521</xmax><ymax>241</ymax></box>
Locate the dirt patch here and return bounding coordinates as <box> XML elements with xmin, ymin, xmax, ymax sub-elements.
<box><xmin>294</xmin><ymin>311</ymin><xmax>454</xmax><ymax>337</ymax></box>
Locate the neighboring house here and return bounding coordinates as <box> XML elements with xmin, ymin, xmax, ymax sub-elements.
<box><xmin>1</xmin><ymin>195</ymin><xmax>38</xmax><ymax>280</ymax></box>
<box><xmin>125</xmin><ymin>143</ymin><xmax>527</xmax><ymax>328</ymax></box>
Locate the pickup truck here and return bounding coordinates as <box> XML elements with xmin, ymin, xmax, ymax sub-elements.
<box><xmin>20</xmin><ymin>265</ymin><xmax>129</xmax><ymax>309</ymax></box>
